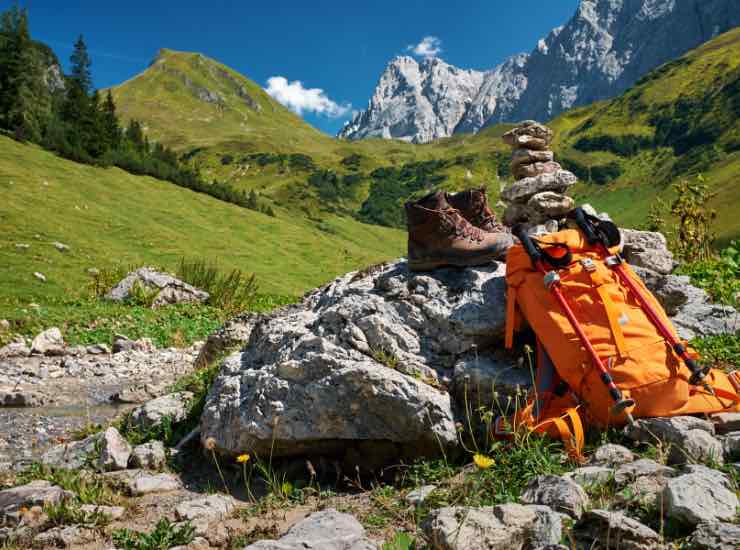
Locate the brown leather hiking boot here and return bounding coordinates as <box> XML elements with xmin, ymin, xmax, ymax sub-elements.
<box><xmin>405</xmin><ymin>191</ymin><xmax>514</xmax><ymax>272</ymax></box>
<box><xmin>446</xmin><ymin>187</ymin><xmax>508</xmax><ymax>233</ymax></box>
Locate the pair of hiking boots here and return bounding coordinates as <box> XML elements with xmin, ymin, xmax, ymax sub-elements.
<box><xmin>405</xmin><ymin>188</ymin><xmax>514</xmax><ymax>272</ymax></box>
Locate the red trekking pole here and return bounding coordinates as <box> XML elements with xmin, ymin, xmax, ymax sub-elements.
<box><xmin>571</xmin><ymin>208</ymin><xmax>714</xmax><ymax>395</ymax></box>
<box><xmin>514</xmin><ymin>226</ymin><xmax>636</xmax><ymax>425</ymax></box>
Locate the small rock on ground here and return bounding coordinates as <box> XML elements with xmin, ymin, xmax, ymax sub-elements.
<box><xmin>520</xmin><ymin>475</ymin><xmax>588</xmax><ymax>519</ymax></box>
<box><xmin>405</xmin><ymin>485</ymin><xmax>437</xmax><ymax>506</ymax></box>
<box><xmin>175</xmin><ymin>494</ymin><xmax>235</xmax><ymax>523</ymax></box>
<box><xmin>613</xmin><ymin>459</ymin><xmax>675</xmax><ymax>485</ymax></box>
<box><xmin>591</xmin><ymin>443</ymin><xmax>634</xmax><ymax>466</ymax></box>
<box><xmin>244</xmin><ymin>509</ymin><xmax>377</xmax><ymax>549</ymax></box>
<box><xmin>98</xmin><ymin>427</ymin><xmax>132</xmax><ymax>471</ymax></box>
<box><xmin>688</xmin><ymin>522</ymin><xmax>740</xmax><ymax>550</ymax></box>
<box><xmin>663</xmin><ymin>466</ymin><xmax>738</xmax><ymax>525</ymax></box>
<box><xmin>131</xmin><ymin>440</ymin><xmax>167</xmax><ymax>469</ymax></box>
<box><xmin>574</xmin><ymin>509</ymin><xmax>662</xmax><ymax>550</ymax></box>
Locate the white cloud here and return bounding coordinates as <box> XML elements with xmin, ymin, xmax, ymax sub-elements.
<box><xmin>408</xmin><ymin>36</ymin><xmax>443</xmax><ymax>58</ymax></box>
<box><xmin>264</xmin><ymin>76</ymin><xmax>350</xmax><ymax>117</ymax></box>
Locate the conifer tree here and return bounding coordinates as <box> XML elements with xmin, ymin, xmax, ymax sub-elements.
<box><xmin>101</xmin><ymin>89</ymin><xmax>119</xmax><ymax>149</ymax></box>
<box><xmin>70</xmin><ymin>34</ymin><xmax>92</xmax><ymax>94</ymax></box>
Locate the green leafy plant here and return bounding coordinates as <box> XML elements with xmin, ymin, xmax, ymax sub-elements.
<box><xmin>17</xmin><ymin>463</ymin><xmax>120</xmax><ymax>505</ymax></box>
<box><xmin>176</xmin><ymin>258</ymin><xmax>258</xmax><ymax>317</ymax></box>
<box><xmin>678</xmin><ymin>240</ymin><xmax>740</xmax><ymax>307</ymax></box>
<box><xmin>669</xmin><ymin>175</ymin><xmax>717</xmax><ymax>262</ymax></box>
<box><xmin>382</xmin><ymin>532</ymin><xmax>416</xmax><ymax>550</ymax></box>
<box><xmin>112</xmin><ymin>518</ymin><xmax>195</xmax><ymax>550</ymax></box>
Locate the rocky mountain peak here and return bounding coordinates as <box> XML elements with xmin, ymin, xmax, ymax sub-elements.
<box><xmin>340</xmin><ymin>0</ymin><xmax>740</xmax><ymax>143</ymax></box>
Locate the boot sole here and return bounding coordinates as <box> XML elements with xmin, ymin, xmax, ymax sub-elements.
<box><xmin>408</xmin><ymin>253</ymin><xmax>501</xmax><ymax>272</ymax></box>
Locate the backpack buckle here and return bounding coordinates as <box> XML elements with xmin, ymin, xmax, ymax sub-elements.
<box><xmin>605</xmin><ymin>255</ymin><xmax>622</xmax><ymax>267</ymax></box>
<box><xmin>543</xmin><ymin>271</ymin><xmax>560</xmax><ymax>290</ymax></box>
<box><xmin>580</xmin><ymin>258</ymin><xmax>597</xmax><ymax>272</ymax></box>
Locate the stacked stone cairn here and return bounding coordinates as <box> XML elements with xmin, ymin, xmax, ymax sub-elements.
<box><xmin>500</xmin><ymin>120</ymin><xmax>577</xmax><ymax>235</ymax></box>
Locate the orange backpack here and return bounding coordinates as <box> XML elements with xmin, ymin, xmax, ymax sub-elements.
<box><xmin>502</xmin><ymin>225</ymin><xmax>740</xmax><ymax>459</ymax></box>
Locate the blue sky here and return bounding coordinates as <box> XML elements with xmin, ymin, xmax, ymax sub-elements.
<box><xmin>15</xmin><ymin>0</ymin><xmax>579</xmax><ymax>135</ymax></box>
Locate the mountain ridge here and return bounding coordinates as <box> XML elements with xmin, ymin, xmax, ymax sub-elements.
<box><xmin>339</xmin><ymin>0</ymin><xmax>740</xmax><ymax>143</ymax></box>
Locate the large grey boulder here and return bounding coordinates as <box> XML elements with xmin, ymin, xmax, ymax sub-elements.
<box><xmin>30</xmin><ymin>327</ymin><xmax>65</xmax><ymax>356</ymax></box>
<box><xmin>520</xmin><ymin>475</ymin><xmax>588</xmax><ymax>519</ymax></box>
<box><xmin>105</xmin><ymin>267</ymin><xmax>209</xmax><ymax>307</ymax></box>
<box><xmin>663</xmin><ymin>466</ymin><xmax>738</xmax><ymax>525</ymax></box>
<box><xmin>244</xmin><ymin>509</ymin><xmax>377</xmax><ymax>549</ymax></box>
<box><xmin>632</xmin><ymin>266</ymin><xmax>740</xmax><ymax>340</ymax></box>
<box><xmin>574</xmin><ymin>510</ymin><xmax>662</xmax><ymax>550</ymax></box>
<box><xmin>201</xmin><ymin>261</ymin><xmax>512</xmax><ymax>461</ymax></box>
<box><xmin>421</xmin><ymin>503</ymin><xmax>561</xmax><ymax>550</ymax></box>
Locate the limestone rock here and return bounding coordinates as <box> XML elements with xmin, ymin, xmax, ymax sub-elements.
<box><xmin>525</xmin><ymin>191</ymin><xmax>574</xmax><ymax>221</ymax></box>
<box><xmin>421</xmin><ymin>503</ymin><xmax>561</xmax><ymax>550</ymax></box>
<box><xmin>512</xmin><ymin>160</ymin><xmax>561</xmax><ymax>182</ymax></box>
<box><xmin>663</xmin><ymin>467</ymin><xmax>738</xmax><ymax>525</ymax></box>
<box><xmin>405</xmin><ymin>485</ymin><xmax>437</xmax><ymax>506</ymax></box>
<box><xmin>128</xmin><ymin>392</ymin><xmax>194</xmax><ymax>432</ymax></box>
<box><xmin>510</xmin><ymin>148</ymin><xmax>554</xmax><ymax>169</ymax></box>
<box><xmin>688</xmin><ymin>522</ymin><xmax>740</xmax><ymax>550</ymax></box>
<box><xmin>613</xmin><ymin>459</ymin><xmax>675</xmax><ymax>485</ymax></box>
<box><xmin>625</xmin><ymin>416</ymin><xmax>723</xmax><ymax>465</ymax></box>
<box><xmin>194</xmin><ymin>312</ymin><xmax>257</xmax><ymax>369</ymax></box>
<box><xmin>451</xmin><ymin>352</ymin><xmax>531</xmax><ymax>413</ymax></box>
<box><xmin>123</xmin><ymin>471</ymin><xmax>182</xmax><ymax>496</ymax></box>
<box><xmin>632</xmin><ymin>266</ymin><xmax>740</xmax><ymax>340</ymax></box>
<box><xmin>574</xmin><ymin>510</ymin><xmax>661</xmax><ymax>550</ymax></box>
<box><xmin>0</xmin><ymin>388</ymin><xmax>43</xmax><ymax>407</ymax></box>
<box><xmin>41</xmin><ymin>432</ymin><xmax>102</xmax><ymax>470</ymax></box>
<box><xmin>98</xmin><ymin>427</ymin><xmax>132</xmax><ymax>471</ymax></box>
<box><xmin>722</xmin><ymin>431</ymin><xmax>740</xmax><ymax>460</ymax></box>
<box><xmin>85</xmin><ymin>343</ymin><xmax>111</xmax><ymax>355</ymax></box>
<box><xmin>620</xmin><ymin>229</ymin><xmax>674</xmax><ymax>275</ymax></box>
<box><xmin>503</xmin><ymin>134</ymin><xmax>548</xmax><ymax>151</ymax></box>
<box><xmin>0</xmin><ymin>341</ymin><xmax>30</xmax><ymax>359</ymax></box>
<box><xmin>564</xmin><ymin>466</ymin><xmax>613</xmax><ymax>487</ymax></box>
<box><xmin>520</xmin><ymin>475</ymin><xmax>588</xmax><ymax>519</ymax></box>
<box><xmin>105</xmin><ymin>267</ymin><xmax>209</xmax><ymax>307</ymax></box>
<box><xmin>176</xmin><ymin>494</ymin><xmax>235</xmax><ymax>524</ymax></box>
<box><xmin>30</xmin><ymin>327</ymin><xmax>64</xmax><ymax>356</ymax></box>
<box><xmin>614</xmin><ymin>474</ymin><xmax>668</xmax><ymax>508</ymax></box>
<box><xmin>0</xmin><ymin>480</ymin><xmax>72</xmax><ymax>524</ymax></box>
<box><xmin>131</xmin><ymin>441</ymin><xmax>167</xmax><ymax>470</ymax></box>
<box><xmin>591</xmin><ymin>443</ymin><xmax>634</xmax><ymax>466</ymax></box>
<box><xmin>713</xmin><ymin>412</ymin><xmax>740</xmax><ymax>434</ymax></box>
<box><xmin>79</xmin><ymin>504</ymin><xmax>125</xmax><ymax>520</ymax></box>
<box><xmin>503</xmin><ymin>121</ymin><xmax>554</xmax><ymax>145</ymax></box>
<box><xmin>201</xmin><ymin>261</ymin><xmax>513</xmax><ymax>461</ymax></box>
<box><xmin>52</xmin><ymin>241</ymin><xmax>69</xmax><ymax>252</ymax></box>
<box><xmin>33</xmin><ymin>525</ymin><xmax>96</xmax><ymax>547</ymax></box>
<box><xmin>112</xmin><ymin>334</ymin><xmax>155</xmax><ymax>354</ymax></box>
<box><xmin>500</xmin><ymin>170</ymin><xmax>576</xmax><ymax>203</ymax></box>
<box><xmin>244</xmin><ymin>509</ymin><xmax>377</xmax><ymax>549</ymax></box>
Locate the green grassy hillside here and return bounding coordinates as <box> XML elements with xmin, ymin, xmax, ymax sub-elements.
<box><xmin>549</xmin><ymin>28</ymin><xmax>740</xmax><ymax>243</ymax></box>
<box><xmin>0</xmin><ymin>135</ymin><xmax>405</xmax><ymax>314</ymax></box>
<box><xmin>110</xmin><ymin>32</ymin><xmax>740</xmax><ymax>245</ymax></box>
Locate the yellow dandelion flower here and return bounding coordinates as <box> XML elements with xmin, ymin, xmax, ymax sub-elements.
<box><xmin>473</xmin><ymin>453</ymin><xmax>495</xmax><ymax>469</ymax></box>
<box><xmin>236</xmin><ymin>453</ymin><xmax>250</xmax><ymax>464</ymax></box>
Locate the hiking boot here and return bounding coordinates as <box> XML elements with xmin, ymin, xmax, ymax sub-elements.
<box><xmin>446</xmin><ymin>187</ymin><xmax>508</xmax><ymax>233</ymax></box>
<box><xmin>405</xmin><ymin>191</ymin><xmax>514</xmax><ymax>272</ymax></box>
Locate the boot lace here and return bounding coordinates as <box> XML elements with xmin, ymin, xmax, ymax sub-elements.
<box><xmin>438</xmin><ymin>209</ymin><xmax>485</xmax><ymax>242</ymax></box>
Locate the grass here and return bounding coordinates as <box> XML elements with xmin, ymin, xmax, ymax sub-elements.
<box><xmin>106</xmin><ymin>31</ymin><xmax>740</xmax><ymax>247</ymax></box>
<box><xmin>112</xmin><ymin>518</ymin><xmax>195</xmax><ymax>550</ymax></box>
<box><xmin>15</xmin><ymin>463</ymin><xmax>123</xmax><ymax>506</ymax></box>
<box><xmin>0</xmin><ymin>135</ymin><xmax>405</xmax><ymax>343</ymax></box>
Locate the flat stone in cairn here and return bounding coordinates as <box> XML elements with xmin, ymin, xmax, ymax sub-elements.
<box><xmin>501</xmin><ymin>121</ymin><xmax>576</xmax><ymax>235</ymax></box>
